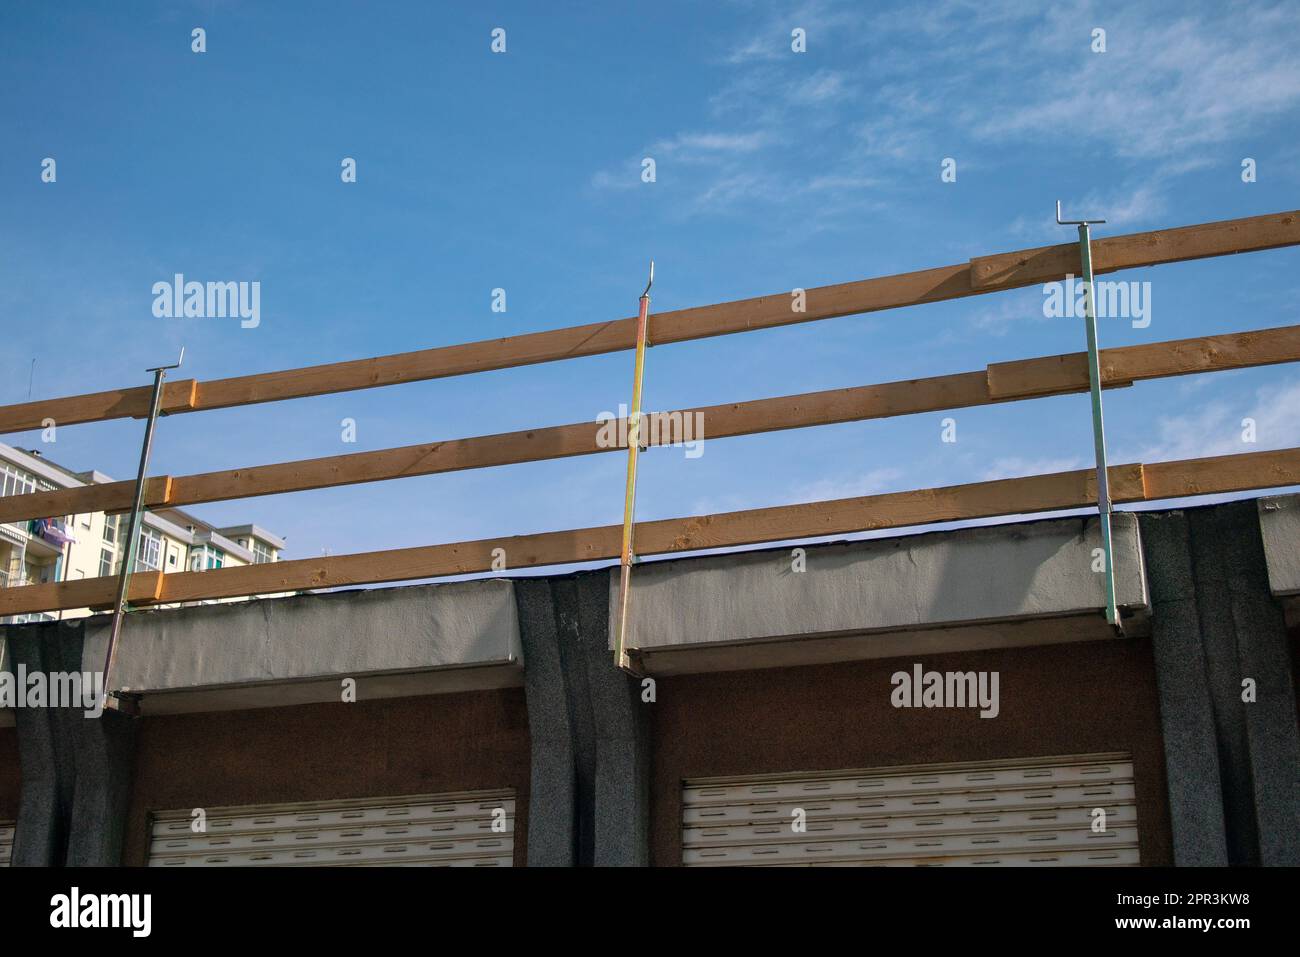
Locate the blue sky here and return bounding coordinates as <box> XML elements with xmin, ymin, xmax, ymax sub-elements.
<box><xmin>2</xmin><ymin>0</ymin><xmax>1298</xmax><ymax>568</ymax></box>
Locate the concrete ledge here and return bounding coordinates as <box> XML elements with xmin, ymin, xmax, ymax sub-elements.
<box><xmin>79</xmin><ymin>579</ymin><xmax>523</xmax><ymax>714</ymax></box>
<box><xmin>634</xmin><ymin>614</ymin><xmax>1130</xmax><ymax>675</ymax></box>
<box><xmin>1258</xmin><ymin>494</ymin><xmax>1300</xmax><ymax>597</ymax></box>
<box><xmin>613</xmin><ymin>512</ymin><xmax>1147</xmax><ymax>668</ymax></box>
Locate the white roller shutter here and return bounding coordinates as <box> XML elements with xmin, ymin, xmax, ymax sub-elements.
<box><xmin>683</xmin><ymin>753</ymin><xmax>1138</xmax><ymax>867</ymax></box>
<box><xmin>148</xmin><ymin>790</ymin><xmax>514</xmax><ymax>867</ymax></box>
<box><xmin>0</xmin><ymin>821</ymin><xmax>13</xmax><ymax>867</ymax></box>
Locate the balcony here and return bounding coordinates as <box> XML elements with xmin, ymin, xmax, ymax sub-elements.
<box><xmin>0</xmin><ymin>522</ymin><xmax>28</xmax><ymax>549</ymax></box>
<box><xmin>0</xmin><ymin>569</ymin><xmax>39</xmax><ymax>589</ymax></box>
<box><xmin>16</xmin><ymin>518</ymin><xmax>74</xmax><ymax>558</ymax></box>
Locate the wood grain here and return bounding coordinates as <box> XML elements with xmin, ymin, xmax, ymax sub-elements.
<box><xmin>0</xmin><ymin>570</ymin><xmax>163</xmax><ymax>618</ymax></box>
<box><xmin>3</xmin><ymin>448</ymin><xmax>1296</xmax><ymax>616</ymax></box>
<box><xmin>986</xmin><ymin>324</ymin><xmax>1300</xmax><ymax>400</ymax></box>
<box><xmin>3</xmin><ymin>325</ymin><xmax>1297</xmax><ymax>524</ymax></box>
<box><xmin>0</xmin><ymin>379</ymin><xmax>197</xmax><ymax>434</ymax></box>
<box><xmin>1</xmin><ymin>210</ymin><xmax>1294</xmax><ymax>434</ymax></box>
<box><xmin>970</xmin><ymin>210</ymin><xmax>1299</xmax><ymax>289</ymax></box>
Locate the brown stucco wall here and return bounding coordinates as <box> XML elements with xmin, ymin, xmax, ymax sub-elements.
<box><xmin>0</xmin><ymin>727</ymin><xmax>19</xmax><ymax>823</ymax></box>
<box><xmin>122</xmin><ymin>688</ymin><xmax>531</xmax><ymax>866</ymax></box>
<box><xmin>650</xmin><ymin>637</ymin><xmax>1173</xmax><ymax>866</ymax></box>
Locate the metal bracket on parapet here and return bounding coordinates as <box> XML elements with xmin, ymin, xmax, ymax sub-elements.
<box><xmin>101</xmin><ymin>347</ymin><xmax>185</xmax><ymax>714</ymax></box>
<box><xmin>1057</xmin><ymin>202</ymin><xmax>1122</xmax><ymax>635</ymax></box>
<box><xmin>614</xmin><ymin>263</ymin><xmax>654</xmax><ymax>675</ymax></box>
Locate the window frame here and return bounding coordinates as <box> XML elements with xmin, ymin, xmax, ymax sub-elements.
<box><xmin>135</xmin><ymin>527</ymin><xmax>163</xmax><ymax>572</ymax></box>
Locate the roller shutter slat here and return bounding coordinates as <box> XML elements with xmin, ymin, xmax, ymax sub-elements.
<box><xmin>148</xmin><ymin>791</ymin><xmax>513</xmax><ymax>868</ymax></box>
<box><xmin>683</xmin><ymin>754</ymin><xmax>1138</xmax><ymax>868</ymax></box>
<box><xmin>683</xmin><ymin>782</ymin><xmax>1137</xmax><ymax>825</ymax></box>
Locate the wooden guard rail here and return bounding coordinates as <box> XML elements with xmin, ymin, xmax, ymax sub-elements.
<box><xmin>1</xmin><ymin>209</ymin><xmax>1297</xmax><ymax>617</ymax></box>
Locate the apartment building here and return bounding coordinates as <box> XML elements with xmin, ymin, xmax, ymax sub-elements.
<box><xmin>0</xmin><ymin>443</ymin><xmax>286</xmax><ymax>624</ymax></box>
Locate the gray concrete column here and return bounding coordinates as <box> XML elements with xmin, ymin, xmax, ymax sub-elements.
<box><xmin>3</xmin><ymin>618</ymin><xmax>137</xmax><ymax>866</ymax></box>
<box><xmin>66</xmin><ymin>705</ymin><xmax>137</xmax><ymax>867</ymax></box>
<box><xmin>514</xmin><ymin>578</ymin><xmax>577</xmax><ymax>866</ymax></box>
<box><xmin>576</xmin><ymin>570</ymin><xmax>648</xmax><ymax>867</ymax></box>
<box><xmin>1188</xmin><ymin>504</ymin><xmax>1263</xmax><ymax>864</ymax></box>
<box><xmin>1190</xmin><ymin>500</ymin><xmax>1300</xmax><ymax>866</ymax></box>
<box><xmin>6</xmin><ymin>621</ymin><xmax>66</xmax><ymax>866</ymax></box>
<box><xmin>513</xmin><ymin>571</ymin><xmax>650</xmax><ymax>867</ymax></box>
<box><xmin>1138</xmin><ymin>511</ymin><xmax>1230</xmax><ymax>865</ymax></box>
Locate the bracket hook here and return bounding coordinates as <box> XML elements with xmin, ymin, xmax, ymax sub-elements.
<box><xmin>1056</xmin><ymin>200</ymin><xmax>1107</xmax><ymax>227</ymax></box>
<box><xmin>148</xmin><ymin>346</ymin><xmax>186</xmax><ymax>373</ymax></box>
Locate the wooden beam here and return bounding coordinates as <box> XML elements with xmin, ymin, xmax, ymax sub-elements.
<box><xmin>1141</xmin><ymin>447</ymin><xmax>1300</xmax><ymax>499</ymax></box>
<box><xmin>0</xmin><ymin>380</ymin><xmax>197</xmax><ymax>434</ymax></box>
<box><xmin>167</xmin><ymin>371</ymin><xmax>994</xmax><ymax>508</ymax></box>
<box><xmin>0</xmin><ymin>477</ymin><xmax>171</xmax><ymax>525</ymax></box>
<box><xmin>4</xmin><ymin>447</ymin><xmax>1297</xmax><ymax>617</ymax></box>
<box><xmin>0</xmin><ymin>571</ymin><xmax>163</xmax><ymax>618</ymax></box>
<box><xmin>3</xmin><ymin>324</ymin><xmax>1298</xmax><ymax>525</ymax></box>
<box><xmin>1</xmin><ymin>211</ymin><xmax>1294</xmax><ymax>435</ymax></box>
<box><xmin>970</xmin><ymin>210</ymin><xmax>1299</xmax><ymax>289</ymax></box>
<box><xmin>0</xmin><ymin>373</ymin><xmax>986</xmax><ymax>522</ymax></box>
<box><xmin>986</xmin><ymin>324</ymin><xmax>1300</xmax><ymax>400</ymax></box>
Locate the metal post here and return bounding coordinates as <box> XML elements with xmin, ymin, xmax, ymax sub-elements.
<box><xmin>614</xmin><ymin>262</ymin><xmax>654</xmax><ymax>673</ymax></box>
<box><xmin>101</xmin><ymin>348</ymin><xmax>184</xmax><ymax>714</ymax></box>
<box><xmin>1057</xmin><ymin>202</ymin><xmax>1121</xmax><ymax>633</ymax></box>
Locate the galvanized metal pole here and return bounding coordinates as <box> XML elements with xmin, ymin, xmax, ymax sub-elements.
<box><xmin>614</xmin><ymin>262</ymin><xmax>654</xmax><ymax>673</ymax></box>
<box><xmin>102</xmin><ymin>348</ymin><xmax>184</xmax><ymax>713</ymax></box>
<box><xmin>1058</xmin><ymin>202</ymin><xmax>1121</xmax><ymax>632</ymax></box>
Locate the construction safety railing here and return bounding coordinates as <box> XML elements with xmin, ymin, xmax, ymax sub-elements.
<box><xmin>1</xmin><ymin>209</ymin><xmax>1298</xmax><ymax>661</ymax></box>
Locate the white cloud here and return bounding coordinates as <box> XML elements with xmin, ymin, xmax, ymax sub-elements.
<box><xmin>963</xmin><ymin>5</ymin><xmax>1300</xmax><ymax>159</ymax></box>
<box><xmin>789</xmin><ymin>70</ymin><xmax>848</xmax><ymax>104</ymax></box>
<box><xmin>590</xmin><ymin>130</ymin><xmax>771</xmax><ymax>199</ymax></box>
<box><xmin>1007</xmin><ymin>183</ymin><xmax>1168</xmax><ymax>244</ymax></box>
<box><xmin>981</xmin><ymin>456</ymin><xmax>1084</xmax><ymax>481</ymax></box>
<box><xmin>649</xmin><ymin>130</ymin><xmax>769</xmax><ymax>162</ymax></box>
<box><xmin>1127</xmin><ymin>377</ymin><xmax>1300</xmax><ymax>462</ymax></box>
<box><xmin>725</xmin><ymin>34</ymin><xmax>782</xmax><ymax>65</ymax></box>
<box><xmin>856</xmin><ymin>113</ymin><xmax>927</xmax><ymax>162</ymax></box>
<box><xmin>967</xmin><ymin>289</ymin><xmax>1049</xmax><ymax>336</ymax></box>
<box><xmin>692</xmin><ymin>172</ymin><xmax>782</xmax><ymax>211</ymax></box>
<box><xmin>802</xmin><ymin>174</ymin><xmax>881</xmax><ymax>192</ymax></box>
<box><xmin>593</xmin><ymin>1</ymin><xmax>1300</xmax><ymax>225</ymax></box>
<box><xmin>791</xmin><ymin>467</ymin><xmax>905</xmax><ymax>503</ymax></box>
<box><xmin>589</xmin><ymin>167</ymin><xmax>639</xmax><ymax>191</ymax></box>
<box><xmin>723</xmin><ymin>0</ymin><xmax>869</xmax><ymax>64</ymax></box>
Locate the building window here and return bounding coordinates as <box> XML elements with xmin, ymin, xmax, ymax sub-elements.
<box><xmin>252</xmin><ymin>540</ymin><xmax>274</xmax><ymax>564</ymax></box>
<box><xmin>190</xmin><ymin>546</ymin><xmax>225</xmax><ymax>571</ymax></box>
<box><xmin>135</xmin><ymin>527</ymin><xmax>163</xmax><ymax>571</ymax></box>
<box><xmin>99</xmin><ymin>546</ymin><xmax>116</xmax><ymax>578</ymax></box>
<box><xmin>1</xmin><ymin>464</ymin><xmax>37</xmax><ymax>498</ymax></box>
<box><xmin>103</xmin><ymin>514</ymin><xmax>120</xmax><ymax>546</ymax></box>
